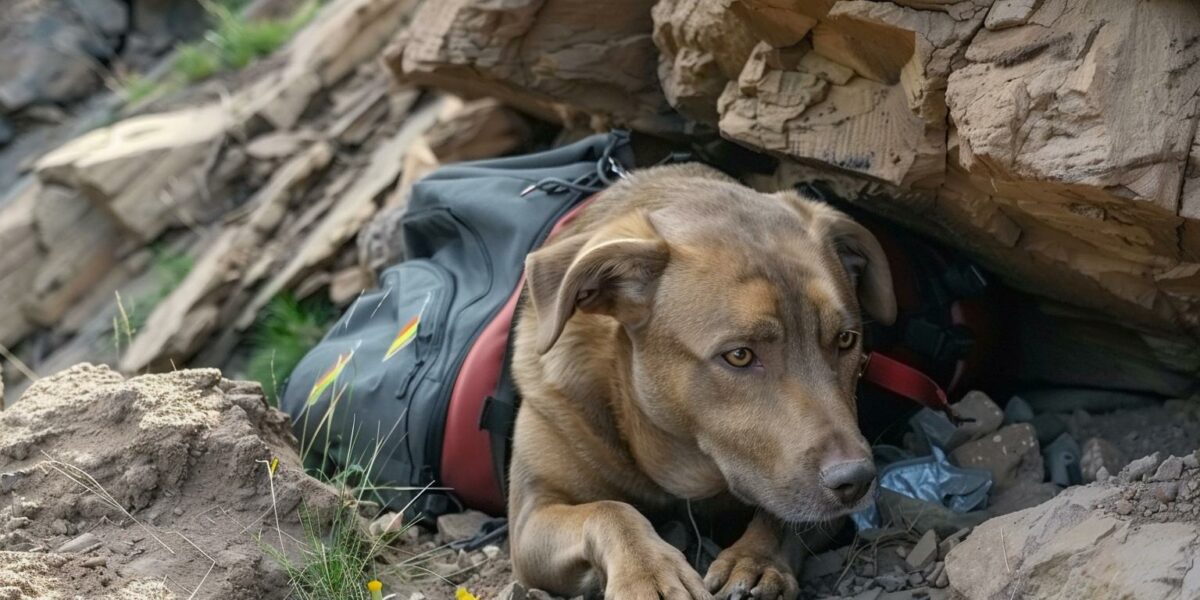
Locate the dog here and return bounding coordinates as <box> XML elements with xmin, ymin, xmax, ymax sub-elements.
<box><xmin>507</xmin><ymin>163</ymin><xmax>896</xmax><ymax>599</ymax></box>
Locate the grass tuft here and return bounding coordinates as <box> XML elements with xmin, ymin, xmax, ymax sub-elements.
<box><xmin>173</xmin><ymin>0</ymin><xmax>320</xmax><ymax>83</ymax></box>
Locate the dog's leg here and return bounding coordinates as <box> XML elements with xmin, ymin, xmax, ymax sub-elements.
<box><xmin>704</xmin><ymin>511</ymin><xmax>800</xmax><ymax>600</ymax></box>
<box><xmin>512</xmin><ymin>499</ymin><xmax>711</xmax><ymax>599</ymax></box>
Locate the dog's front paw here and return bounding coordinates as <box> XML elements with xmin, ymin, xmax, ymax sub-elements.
<box><xmin>703</xmin><ymin>549</ymin><xmax>798</xmax><ymax>600</ymax></box>
<box><xmin>606</xmin><ymin>541</ymin><xmax>712</xmax><ymax>600</ymax></box>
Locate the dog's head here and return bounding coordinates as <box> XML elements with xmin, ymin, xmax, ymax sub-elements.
<box><xmin>525</xmin><ymin>168</ymin><xmax>895</xmax><ymax>522</ymax></box>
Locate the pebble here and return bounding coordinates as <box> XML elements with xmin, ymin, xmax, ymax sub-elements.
<box><xmin>4</xmin><ymin>517</ymin><xmax>30</xmax><ymax>531</ymax></box>
<box><xmin>1114</xmin><ymin>500</ymin><xmax>1134</xmax><ymax>515</ymax></box>
<box><xmin>482</xmin><ymin>544</ymin><xmax>503</xmax><ymax>560</ymax></box>
<box><xmin>436</xmin><ymin>510</ymin><xmax>492</xmax><ymax>543</ymax></box>
<box><xmin>1120</xmin><ymin>453</ymin><xmax>1162</xmax><ymax>482</ymax></box>
<box><xmin>56</xmin><ymin>532</ymin><xmax>100</xmax><ymax>554</ymax></box>
<box><xmin>1152</xmin><ymin>482</ymin><xmax>1179</xmax><ymax>503</ymax></box>
<box><xmin>81</xmin><ymin>556</ymin><xmax>107</xmax><ymax>568</ymax></box>
<box><xmin>1150</xmin><ymin>456</ymin><xmax>1184</xmax><ymax>482</ymax></box>
<box><xmin>906</xmin><ymin>573</ymin><xmax>924</xmax><ymax>586</ymax></box>
<box><xmin>906</xmin><ymin>530</ymin><xmax>938</xmax><ymax>570</ymax></box>
<box><xmin>935</xmin><ymin>570</ymin><xmax>950</xmax><ymax>588</ymax></box>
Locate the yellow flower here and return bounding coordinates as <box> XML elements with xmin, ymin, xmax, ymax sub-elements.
<box><xmin>269</xmin><ymin>457</ymin><xmax>279</xmax><ymax>476</ymax></box>
<box><xmin>455</xmin><ymin>587</ymin><xmax>478</xmax><ymax>600</ymax></box>
<box><xmin>367</xmin><ymin>580</ymin><xmax>383</xmax><ymax>600</ymax></box>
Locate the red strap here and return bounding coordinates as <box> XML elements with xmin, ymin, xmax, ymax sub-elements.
<box><xmin>862</xmin><ymin>352</ymin><xmax>950</xmax><ymax>412</ymax></box>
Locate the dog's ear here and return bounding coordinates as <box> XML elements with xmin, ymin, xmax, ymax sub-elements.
<box><xmin>777</xmin><ymin>190</ymin><xmax>897</xmax><ymax>325</ymax></box>
<box><xmin>525</xmin><ymin>213</ymin><xmax>668</xmax><ymax>354</ymax></box>
<box><xmin>820</xmin><ymin>213</ymin><xmax>896</xmax><ymax>326</ymax></box>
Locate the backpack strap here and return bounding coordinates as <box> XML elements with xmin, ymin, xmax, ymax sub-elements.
<box><xmin>861</xmin><ymin>352</ymin><xmax>950</xmax><ymax>413</ymax></box>
<box><xmin>479</xmin><ymin>335</ymin><xmax>519</xmax><ymax>500</ymax></box>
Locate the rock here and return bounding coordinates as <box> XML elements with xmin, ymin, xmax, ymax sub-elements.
<box><xmin>0</xmin><ymin>365</ymin><xmax>342</xmax><ymax>597</ymax></box>
<box><xmin>906</xmin><ymin>530</ymin><xmax>938</xmax><ymax>571</ymax></box>
<box><xmin>801</xmin><ymin>549</ymin><xmax>844</xmax><ymax>581</ymax></box>
<box><xmin>35</xmin><ymin>105</ymin><xmax>233</xmax><ymax>242</ymax></box>
<box><xmin>369</xmin><ymin>512</ymin><xmax>406</xmax><ymax>538</ymax></box>
<box><xmin>407</xmin><ymin>0</ymin><xmax>1200</xmax><ymax>346</ymax></box>
<box><xmin>1002</xmin><ymin>396</ymin><xmax>1034</xmax><ymax>425</ymax></box>
<box><xmin>945</xmin><ymin>481</ymin><xmax>1199</xmax><ymax>600</ymax></box>
<box><xmin>1119</xmin><ymin>452</ymin><xmax>1163</xmax><ymax>483</ymax></box>
<box><xmin>983</xmin><ymin>0</ymin><xmax>1037</xmax><ymax>30</ymax></box>
<box><xmin>119</xmin><ymin>141</ymin><xmax>334</xmax><ymax>372</ymax></box>
<box><xmin>387</xmin><ymin>0</ymin><xmax>681</xmax><ymax>135</ymax></box>
<box><xmin>425</xmin><ymin>99</ymin><xmax>532</xmax><ymax>163</ymax></box>
<box><xmin>1150</xmin><ymin>456</ymin><xmax>1185</xmax><ymax>482</ymax></box>
<box><xmin>1080</xmin><ymin>438</ymin><xmax>1127</xmax><ymax>483</ymax></box>
<box><xmin>54</xmin><ymin>532</ymin><xmax>98</xmax><ymax>554</ymax></box>
<box><xmin>481</xmin><ymin>544</ymin><xmax>502</xmax><ymax>560</ymax></box>
<box><xmin>235</xmin><ymin>98</ymin><xmax>453</xmax><ymax>332</ymax></box>
<box><xmin>952</xmin><ymin>391</ymin><xmax>1005</xmax><ymax>442</ymax></box>
<box><xmin>950</xmin><ymin>423</ymin><xmax>1041</xmax><ymax>491</ymax></box>
<box><xmin>496</xmin><ymin>582</ymin><xmax>529</xmax><ymax>600</ymax></box>
<box><xmin>238</xmin><ymin>0</ymin><xmax>418</xmax><ymax>131</ymax></box>
<box><xmin>245</xmin><ymin>130</ymin><xmax>321</xmax><ymax>161</ymax></box>
<box><xmin>436</xmin><ymin>510</ymin><xmax>491</xmax><ymax>544</ymax></box>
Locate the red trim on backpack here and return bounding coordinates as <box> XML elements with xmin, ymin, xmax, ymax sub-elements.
<box><xmin>861</xmin><ymin>352</ymin><xmax>950</xmax><ymax>412</ymax></box>
<box><xmin>439</xmin><ymin>197</ymin><xmax>598</xmax><ymax>516</ymax></box>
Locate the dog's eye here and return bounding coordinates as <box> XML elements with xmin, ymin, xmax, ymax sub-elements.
<box><xmin>721</xmin><ymin>348</ymin><xmax>755</xmax><ymax>368</ymax></box>
<box><xmin>837</xmin><ymin>330</ymin><xmax>860</xmax><ymax>351</ymax></box>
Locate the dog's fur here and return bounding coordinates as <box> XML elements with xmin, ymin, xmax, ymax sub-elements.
<box><xmin>508</xmin><ymin>164</ymin><xmax>897</xmax><ymax>599</ymax></box>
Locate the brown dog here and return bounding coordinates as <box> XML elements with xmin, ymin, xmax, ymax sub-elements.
<box><xmin>507</xmin><ymin>163</ymin><xmax>896</xmax><ymax>599</ymax></box>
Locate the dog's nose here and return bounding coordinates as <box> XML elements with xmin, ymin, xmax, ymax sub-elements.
<box><xmin>820</xmin><ymin>459</ymin><xmax>876</xmax><ymax>504</ymax></box>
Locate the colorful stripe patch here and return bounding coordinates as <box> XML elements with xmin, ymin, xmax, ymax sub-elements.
<box><xmin>306</xmin><ymin>350</ymin><xmax>353</xmax><ymax>406</ymax></box>
<box><xmin>384</xmin><ymin>295</ymin><xmax>428</xmax><ymax>362</ymax></box>
<box><xmin>384</xmin><ymin>315</ymin><xmax>420</xmax><ymax>361</ymax></box>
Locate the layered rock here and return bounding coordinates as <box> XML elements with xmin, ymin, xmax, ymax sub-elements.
<box><xmin>385</xmin><ymin>0</ymin><xmax>1200</xmax><ymax>345</ymax></box>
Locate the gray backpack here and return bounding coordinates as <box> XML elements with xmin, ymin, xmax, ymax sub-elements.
<box><xmin>280</xmin><ymin>132</ymin><xmax>636</xmax><ymax>518</ymax></box>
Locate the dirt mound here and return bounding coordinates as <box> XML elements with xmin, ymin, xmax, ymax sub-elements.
<box><xmin>0</xmin><ymin>364</ymin><xmax>340</xmax><ymax>599</ymax></box>
<box><xmin>945</xmin><ymin>452</ymin><xmax>1200</xmax><ymax>600</ymax></box>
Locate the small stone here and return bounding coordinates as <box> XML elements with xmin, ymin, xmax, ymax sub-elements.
<box><xmin>81</xmin><ymin>556</ymin><xmax>107</xmax><ymax>568</ymax></box>
<box><xmin>1114</xmin><ymin>500</ymin><xmax>1134</xmax><ymax>515</ymax></box>
<box><xmin>482</xmin><ymin>544</ymin><xmax>503</xmax><ymax>560</ymax></box>
<box><xmin>1152</xmin><ymin>482</ymin><xmax>1179</xmax><ymax>503</ymax></box>
<box><xmin>1003</xmin><ymin>396</ymin><xmax>1034</xmax><ymax>424</ymax></box>
<box><xmin>952</xmin><ymin>391</ymin><xmax>1005</xmax><ymax>441</ymax></box>
<box><xmin>50</xmin><ymin>519</ymin><xmax>70</xmax><ymax>536</ymax></box>
<box><xmin>56</xmin><ymin>532</ymin><xmax>100</xmax><ymax>553</ymax></box>
<box><xmin>906</xmin><ymin>530</ymin><xmax>938</xmax><ymax>570</ymax></box>
<box><xmin>1183</xmin><ymin>453</ymin><xmax>1199</xmax><ymax>470</ymax></box>
<box><xmin>407</xmin><ymin>594</ymin><xmax>427</xmax><ymax>600</ymax></box>
<box><xmin>172</xmin><ymin>507</ymin><xmax>184</xmax><ymax>516</ymax></box>
<box><xmin>907</xmin><ymin>573</ymin><xmax>924</xmax><ymax>586</ymax></box>
<box><xmin>935</xmin><ymin>569</ymin><xmax>949</xmax><ymax>588</ymax></box>
<box><xmin>1095</xmin><ymin>466</ymin><xmax>1111</xmax><ymax>482</ymax></box>
<box><xmin>1119</xmin><ymin>452</ymin><xmax>1162</xmax><ymax>482</ymax></box>
<box><xmin>436</xmin><ymin>510</ymin><xmax>492</xmax><ymax>543</ymax></box>
<box><xmin>1150</xmin><ymin>456</ymin><xmax>1184</xmax><ymax>482</ymax></box>
<box><xmin>895</xmin><ymin>546</ymin><xmax>908</xmax><ymax>559</ymax></box>
<box><xmin>876</xmin><ymin>573</ymin><xmax>906</xmax><ymax>592</ymax></box>
<box><xmin>496</xmin><ymin>582</ymin><xmax>529</xmax><ymax>600</ymax></box>
<box><xmin>370</xmin><ymin>512</ymin><xmax>406</xmax><ymax>538</ymax></box>
<box><xmin>4</xmin><ymin>518</ymin><xmax>30</xmax><ymax>531</ymax></box>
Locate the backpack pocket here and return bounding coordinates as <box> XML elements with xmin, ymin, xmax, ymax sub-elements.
<box><xmin>282</xmin><ymin>260</ymin><xmax>455</xmax><ymax>491</ymax></box>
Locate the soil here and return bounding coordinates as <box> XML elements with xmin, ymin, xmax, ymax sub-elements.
<box><xmin>0</xmin><ymin>365</ymin><xmax>341</xmax><ymax>599</ymax></box>
<box><xmin>1065</xmin><ymin>401</ymin><xmax>1200</xmax><ymax>462</ymax></box>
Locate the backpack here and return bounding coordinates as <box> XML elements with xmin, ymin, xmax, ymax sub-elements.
<box><xmin>280</xmin><ymin>132</ymin><xmax>637</xmax><ymax>518</ymax></box>
<box><xmin>281</xmin><ymin>132</ymin><xmax>997</xmax><ymax>520</ymax></box>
